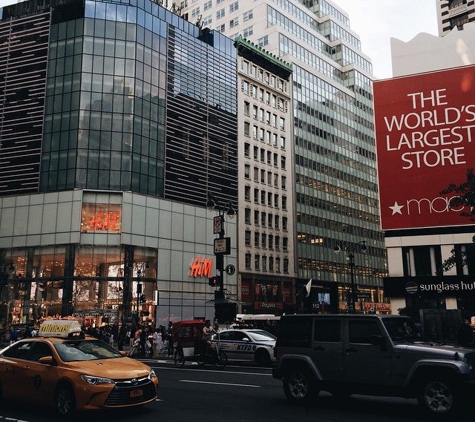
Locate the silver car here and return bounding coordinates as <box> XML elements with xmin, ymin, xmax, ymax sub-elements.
<box><xmin>214</xmin><ymin>329</ymin><xmax>276</xmax><ymax>366</ymax></box>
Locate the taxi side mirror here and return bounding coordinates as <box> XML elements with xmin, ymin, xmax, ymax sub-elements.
<box><xmin>38</xmin><ymin>356</ymin><xmax>54</xmax><ymax>365</ymax></box>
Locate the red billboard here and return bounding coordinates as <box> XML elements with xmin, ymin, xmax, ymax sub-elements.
<box><xmin>374</xmin><ymin>65</ymin><xmax>475</xmax><ymax>230</ymax></box>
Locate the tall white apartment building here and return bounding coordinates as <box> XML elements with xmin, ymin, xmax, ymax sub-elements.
<box><xmin>437</xmin><ymin>0</ymin><xmax>475</xmax><ymax>35</ymax></box>
<box><xmin>182</xmin><ymin>0</ymin><xmax>388</xmax><ymax>314</ymax></box>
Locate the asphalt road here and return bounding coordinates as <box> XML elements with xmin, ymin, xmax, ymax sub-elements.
<box><xmin>0</xmin><ymin>358</ymin><xmax>473</xmax><ymax>422</ymax></box>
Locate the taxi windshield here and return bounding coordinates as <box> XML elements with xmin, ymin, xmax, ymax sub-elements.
<box><xmin>54</xmin><ymin>339</ymin><xmax>123</xmax><ymax>362</ymax></box>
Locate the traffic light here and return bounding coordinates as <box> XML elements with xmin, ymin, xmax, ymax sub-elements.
<box><xmin>208</xmin><ymin>276</ymin><xmax>217</xmax><ymax>287</ymax></box>
<box><xmin>215</xmin><ymin>302</ymin><xmax>237</xmax><ymax>323</ymax></box>
<box><xmin>140</xmin><ymin>294</ymin><xmax>146</xmax><ymax>303</ymax></box>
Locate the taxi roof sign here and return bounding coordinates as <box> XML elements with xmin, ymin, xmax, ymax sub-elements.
<box><xmin>38</xmin><ymin>319</ymin><xmax>82</xmax><ymax>338</ymax></box>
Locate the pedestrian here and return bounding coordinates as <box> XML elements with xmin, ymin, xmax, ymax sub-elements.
<box><xmin>9</xmin><ymin>326</ymin><xmax>18</xmax><ymax>344</ymax></box>
<box><xmin>152</xmin><ymin>327</ymin><xmax>164</xmax><ymax>358</ymax></box>
<box><xmin>139</xmin><ymin>326</ymin><xmax>147</xmax><ymax>357</ymax></box>
<box><xmin>166</xmin><ymin>321</ymin><xmax>174</xmax><ymax>356</ymax></box>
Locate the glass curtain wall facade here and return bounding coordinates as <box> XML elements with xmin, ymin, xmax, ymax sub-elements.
<box><xmin>0</xmin><ymin>0</ymin><xmax>238</xmax><ymax>328</ymax></box>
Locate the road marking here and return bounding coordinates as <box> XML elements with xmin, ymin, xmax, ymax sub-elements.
<box><xmin>180</xmin><ymin>379</ymin><xmax>260</xmax><ymax>388</ymax></box>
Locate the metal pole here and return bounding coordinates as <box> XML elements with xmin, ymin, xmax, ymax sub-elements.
<box><xmin>349</xmin><ymin>253</ymin><xmax>355</xmax><ymax>313</ymax></box>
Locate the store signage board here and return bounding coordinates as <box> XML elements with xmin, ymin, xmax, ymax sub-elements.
<box><xmin>374</xmin><ymin>65</ymin><xmax>475</xmax><ymax>230</ymax></box>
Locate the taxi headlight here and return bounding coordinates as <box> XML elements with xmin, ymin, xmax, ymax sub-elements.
<box><xmin>81</xmin><ymin>375</ymin><xmax>115</xmax><ymax>385</ymax></box>
<box><xmin>148</xmin><ymin>369</ymin><xmax>157</xmax><ymax>379</ymax></box>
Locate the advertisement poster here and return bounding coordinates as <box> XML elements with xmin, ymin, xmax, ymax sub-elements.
<box><xmin>373</xmin><ymin>65</ymin><xmax>475</xmax><ymax>230</ymax></box>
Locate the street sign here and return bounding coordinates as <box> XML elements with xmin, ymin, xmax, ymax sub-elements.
<box><xmin>225</xmin><ymin>264</ymin><xmax>235</xmax><ymax>275</ymax></box>
<box><xmin>214</xmin><ymin>237</ymin><xmax>230</xmax><ymax>255</ymax></box>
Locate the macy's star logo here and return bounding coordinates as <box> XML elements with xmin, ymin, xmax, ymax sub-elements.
<box><xmin>389</xmin><ymin>201</ymin><xmax>404</xmax><ymax>215</ymax></box>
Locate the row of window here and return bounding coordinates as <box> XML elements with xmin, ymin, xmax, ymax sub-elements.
<box><xmin>244</xmin><ymin>229</ymin><xmax>289</xmax><ymax>251</ymax></box>
<box><xmin>244</xmin><ymin>152</ymin><xmax>286</xmax><ymax>171</ymax></box>
<box><xmin>244</xmin><ymin>185</ymin><xmax>288</xmax><ymax>210</ymax></box>
<box><xmin>244</xmin><ymin>144</ymin><xmax>287</xmax><ymax>172</ymax></box>
<box><xmin>244</xmin><ymin>208</ymin><xmax>289</xmax><ymax>231</ymax></box>
<box><xmin>244</xmin><ymin>253</ymin><xmax>289</xmax><ymax>274</ymax></box>
<box><xmin>241</xmin><ymin>60</ymin><xmax>288</xmax><ymax>93</ymax></box>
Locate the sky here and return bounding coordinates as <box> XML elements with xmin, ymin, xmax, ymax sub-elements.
<box><xmin>0</xmin><ymin>0</ymin><xmax>439</xmax><ymax>79</ymax></box>
<box><xmin>333</xmin><ymin>0</ymin><xmax>439</xmax><ymax>79</ymax></box>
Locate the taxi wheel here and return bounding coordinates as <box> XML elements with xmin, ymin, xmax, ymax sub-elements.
<box><xmin>55</xmin><ymin>383</ymin><xmax>76</xmax><ymax>416</ymax></box>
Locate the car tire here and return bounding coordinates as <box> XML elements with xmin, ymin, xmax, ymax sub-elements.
<box><xmin>54</xmin><ymin>383</ymin><xmax>76</xmax><ymax>416</ymax></box>
<box><xmin>174</xmin><ymin>349</ymin><xmax>185</xmax><ymax>368</ymax></box>
<box><xmin>417</xmin><ymin>377</ymin><xmax>458</xmax><ymax>419</ymax></box>
<box><xmin>283</xmin><ymin>367</ymin><xmax>317</xmax><ymax>404</ymax></box>
<box><xmin>255</xmin><ymin>349</ymin><xmax>271</xmax><ymax>367</ymax></box>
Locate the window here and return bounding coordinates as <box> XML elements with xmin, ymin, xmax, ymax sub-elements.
<box><xmin>244</xmin><ymin>143</ymin><xmax>250</xmax><ymax>157</ymax></box>
<box><xmin>260</xmin><ymin>169</ymin><xmax>265</xmax><ymax>183</ymax></box>
<box><xmin>283</xmin><ymin>217</ymin><xmax>288</xmax><ymax>231</ymax></box>
<box><xmin>244</xmin><ymin>101</ymin><xmax>250</xmax><ymax>116</ymax></box>
<box><xmin>267</xmin><ymin>171</ymin><xmax>272</xmax><ymax>185</ymax></box>
<box><xmin>254</xmin><ymin>210</ymin><xmax>259</xmax><ymax>225</ymax></box>
<box><xmin>274</xmin><ymin>194</ymin><xmax>279</xmax><ymax>208</ymax></box>
<box><xmin>275</xmin><ymin>216</ymin><xmax>280</xmax><ymax>229</ymax></box>
<box><xmin>262</xmin><ymin>255</ymin><xmax>267</xmax><ymax>271</ymax></box>
<box><xmin>243</xmin><ymin>10</ymin><xmax>253</xmax><ymax>21</ymax></box>
<box><xmin>261</xmin><ymin>211</ymin><xmax>266</xmax><ymax>226</ymax></box>
<box><xmin>216</xmin><ymin>23</ymin><xmax>225</xmax><ymax>32</ymax></box>
<box><xmin>244</xmin><ymin>121</ymin><xmax>250</xmax><ymax>136</ymax></box>
<box><xmin>254</xmin><ymin>188</ymin><xmax>259</xmax><ymax>203</ymax></box>
<box><xmin>257</xmin><ymin>35</ymin><xmax>268</xmax><ymax>47</ymax></box>
<box><xmin>349</xmin><ymin>320</ymin><xmax>382</xmax><ymax>344</ymax></box>
<box><xmin>229</xmin><ymin>1</ymin><xmax>238</xmax><ymax>12</ymax></box>
<box><xmin>251</xmin><ymin>85</ymin><xmax>257</xmax><ymax>98</ymax></box>
<box><xmin>255</xmin><ymin>254</ymin><xmax>260</xmax><ymax>270</ymax></box>
<box><xmin>282</xmin><ymin>196</ymin><xmax>287</xmax><ymax>210</ymax></box>
<box><xmin>229</xmin><ymin>18</ymin><xmax>239</xmax><ymax>28</ymax></box>
<box><xmin>204</xmin><ymin>0</ymin><xmax>212</xmax><ymax>11</ymax></box>
<box><xmin>283</xmin><ymin>258</ymin><xmax>288</xmax><ymax>273</ymax></box>
<box><xmin>244</xmin><ymin>208</ymin><xmax>251</xmax><ymax>223</ymax></box>
<box><xmin>243</xmin><ymin>80</ymin><xmax>249</xmax><ymax>95</ymax></box>
<box><xmin>276</xmin><ymin>257</ymin><xmax>281</xmax><ymax>272</ymax></box>
<box><xmin>244</xmin><ymin>185</ymin><xmax>250</xmax><ymax>201</ymax></box>
<box><xmin>242</xmin><ymin>60</ymin><xmax>249</xmax><ymax>73</ymax></box>
<box><xmin>244</xmin><ymin>164</ymin><xmax>250</xmax><ymax>179</ymax></box>
<box><xmin>253</xmin><ymin>166</ymin><xmax>259</xmax><ymax>182</ymax></box>
<box><xmin>281</xmin><ymin>156</ymin><xmax>286</xmax><ymax>170</ymax></box>
<box><xmin>254</xmin><ymin>232</ymin><xmax>259</xmax><ymax>247</ymax></box>
<box><xmin>269</xmin><ymin>257</ymin><xmax>274</xmax><ymax>272</ymax></box>
<box><xmin>314</xmin><ymin>319</ymin><xmax>341</xmax><ymax>342</ymax></box>
<box><xmin>283</xmin><ymin>237</ymin><xmax>288</xmax><ymax>252</ymax></box>
<box><xmin>252</xmin><ymin>105</ymin><xmax>258</xmax><ymax>119</ymax></box>
<box><xmin>280</xmin><ymin>136</ymin><xmax>285</xmax><ymax>149</ymax></box>
<box><xmin>275</xmin><ymin>235</ymin><xmax>280</xmax><ymax>250</ymax></box>
<box><xmin>261</xmin><ymin>233</ymin><xmax>267</xmax><ymax>248</ymax></box>
<box><xmin>245</xmin><ymin>253</ymin><xmax>251</xmax><ymax>269</ymax></box>
<box><xmin>252</xmin><ymin>125</ymin><xmax>258</xmax><ymax>139</ymax></box>
<box><xmin>243</xmin><ymin>26</ymin><xmax>254</xmax><ymax>37</ymax></box>
<box><xmin>245</xmin><ymin>230</ymin><xmax>251</xmax><ymax>246</ymax></box>
<box><xmin>253</xmin><ymin>145</ymin><xmax>258</xmax><ymax>160</ymax></box>
<box><xmin>260</xmin><ymin>190</ymin><xmax>265</xmax><ymax>205</ymax></box>
<box><xmin>269</xmin><ymin>235</ymin><xmax>274</xmax><ymax>250</ymax></box>
<box><xmin>216</xmin><ymin>8</ymin><xmax>225</xmax><ymax>19</ymax></box>
<box><xmin>268</xmin><ymin>192</ymin><xmax>272</xmax><ymax>207</ymax></box>
<box><xmin>402</xmin><ymin>246</ymin><xmax>442</xmax><ymax>277</ymax></box>
<box><xmin>268</xmin><ymin>214</ymin><xmax>273</xmax><ymax>228</ymax></box>
<box><xmin>260</xmin><ymin>148</ymin><xmax>265</xmax><ymax>162</ymax></box>
<box><xmin>279</xmin><ymin>117</ymin><xmax>285</xmax><ymax>130</ymax></box>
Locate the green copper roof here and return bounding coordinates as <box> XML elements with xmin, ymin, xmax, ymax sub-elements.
<box><xmin>234</xmin><ymin>35</ymin><xmax>293</xmax><ymax>79</ymax></box>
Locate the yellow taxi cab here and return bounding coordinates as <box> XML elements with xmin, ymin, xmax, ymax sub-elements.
<box><xmin>0</xmin><ymin>319</ymin><xmax>158</xmax><ymax>416</ymax></box>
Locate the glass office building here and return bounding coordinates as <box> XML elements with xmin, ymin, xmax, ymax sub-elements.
<box><xmin>0</xmin><ymin>0</ymin><xmax>238</xmax><ymax>328</ymax></box>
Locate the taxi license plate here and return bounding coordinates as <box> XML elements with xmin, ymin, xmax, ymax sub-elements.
<box><xmin>130</xmin><ymin>389</ymin><xmax>143</xmax><ymax>398</ymax></box>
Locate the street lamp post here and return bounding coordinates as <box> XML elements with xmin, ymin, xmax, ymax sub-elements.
<box><xmin>206</xmin><ymin>194</ymin><xmax>235</xmax><ymax>317</ymax></box>
<box><xmin>334</xmin><ymin>241</ymin><xmax>367</xmax><ymax>313</ymax></box>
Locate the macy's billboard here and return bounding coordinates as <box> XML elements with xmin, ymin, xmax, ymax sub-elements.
<box><xmin>374</xmin><ymin>65</ymin><xmax>475</xmax><ymax>230</ymax></box>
